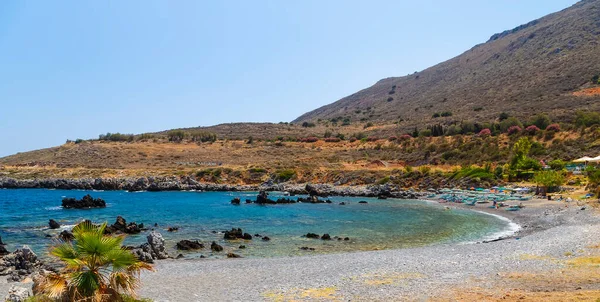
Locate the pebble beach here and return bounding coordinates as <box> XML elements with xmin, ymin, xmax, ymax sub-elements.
<box><xmin>138</xmin><ymin>198</ymin><xmax>600</xmax><ymax>301</ymax></box>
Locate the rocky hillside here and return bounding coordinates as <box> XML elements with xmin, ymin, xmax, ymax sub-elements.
<box><xmin>293</xmin><ymin>0</ymin><xmax>600</xmax><ymax>128</ymax></box>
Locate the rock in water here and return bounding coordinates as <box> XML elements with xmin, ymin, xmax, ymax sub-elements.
<box><xmin>224</xmin><ymin>228</ymin><xmax>253</xmax><ymax>240</ymax></box>
<box><xmin>321</xmin><ymin>234</ymin><xmax>332</xmax><ymax>240</ymax></box>
<box><xmin>58</xmin><ymin>230</ymin><xmax>75</xmax><ymax>242</ymax></box>
<box><xmin>224</xmin><ymin>228</ymin><xmax>243</xmax><ymax>240</ymax></box>
<box><xmin>61</xmin><ymin>194</ymin><xmax>106</xmax><ymax>209</ymax></box>
<box><xmin>147</xmin><ymin>232</ymin><xmax>168</xmax><ymax>260</ymax></box>
<box><xmin>305</xmin><ymin>233</ymin><xmax>320</xmax><ymax>239</ymax></box>
<box><xmin>105</xmin><ymin>216</ymin><xmax>141</xmax><ymax>235</ymax></box>
<box><xmin>231</xmin><ymin>197</ymin><xmax>241</xmax><ymax>205</ymax></box>
<box><xmin>256</xmin><ymin>191</ymin><xmax>275</xmax><ymax>204</ymax></box>
<box><xmin>176</xmin><ymin>240</ymin><xmax>204</xmax><ymax>250</ymax></box>
<box><xmin>211</xmin><ymin>241</ymin><xmax>223</xmax><ymax>252</ymax></box>
<box><xmin>0</xmin><ymin>244</ymin><xmax>8</xmax><ymax>256</ymax></box>
<box><xmin>48</xmin><ymin>219</ymin><xmax>60</xmax><ymax>229</ymax></box>
<box><xmin>4</xmin><ymin>286</ymin><xmax>29</xmax><ymax>302</ymax></box>
<box><xmin>226</xmin><ymin>253</ymin><xmax>242</xmax><ymax>258</ymax></box>
<box><xmin>0</xmin><ymin>235</ymin><xmax>4</xmax><ymax>245</ymax></box>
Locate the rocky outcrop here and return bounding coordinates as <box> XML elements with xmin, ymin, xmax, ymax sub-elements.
<box><xmin>132</xmin><ymin>231</ymin><xmax>168</xmax><ymax>263</ymax></box>
<box><xmin>48</xmin><ymin>219</ymin><xmax>60</xmax><ymax>229</ymax></box>
<box><xmin>0</xmin><ymin>246</ymin><xmax>43</xmax><ymax>282</ymax></box>
<box><xmin>4</xmin><ymin>286</ymin><xmax>29</xmax><ymax>302</ymax></box>
<box><xmin>104</xmin><ymin>216</ymin><xmax>143</xmax><ymax>235</ymax></box>
<box><xmin>176</xmin><ymin>240</ymin><xmax>204</xmax><ymax>250</ymax></box>
<box><xmin>61</xmin><ymin>194</ymin><xmax>106</xmax><ymax>209</ymax></box>
<box><xmin>0</xmin><ymin>177</ymin><xmax>434</xmax><ymax>199</ymax></box>
<box><xmin>256</xmin><ymin>191</ymin><xmax>275</xmax><ymax>204</ymax></box>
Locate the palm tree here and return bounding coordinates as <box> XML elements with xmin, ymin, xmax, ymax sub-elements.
<box><xmin>36</xmin><ymin>221</ymin><xmax>153</xmax><ymax>301</ymax></box>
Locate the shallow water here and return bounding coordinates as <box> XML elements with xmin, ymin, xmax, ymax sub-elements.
<box><xmin>0</xmin><ymin>189</ymin><xmax>512</xmax><ymax>259</ymax></box>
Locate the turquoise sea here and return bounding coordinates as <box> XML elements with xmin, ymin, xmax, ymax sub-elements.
<box><xmin>0</xmin><ymin>189</ymin><xmax>515</xmax><ymax>259</ymax></box>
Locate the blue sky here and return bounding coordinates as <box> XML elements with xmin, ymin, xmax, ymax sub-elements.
<box><xmin>0</xmin><ymin>0</ymin><xmax>577</xmax><ymax>157</ymax></box>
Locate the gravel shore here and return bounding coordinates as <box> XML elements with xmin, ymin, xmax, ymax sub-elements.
<box><xmin>138</xmin><ymin>198</ymin><xmax>600</xmax><ymax>301</ymax></box>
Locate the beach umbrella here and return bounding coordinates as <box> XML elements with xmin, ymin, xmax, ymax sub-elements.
<box><xmin>573</xmin><ymin>156</ymin><xmax>593</xmax><ymax>163</ymax></box>
<box><xmin>588</xmin><ymin>155</ymin><xmax>600</xmax><ymax>163</ymax></box>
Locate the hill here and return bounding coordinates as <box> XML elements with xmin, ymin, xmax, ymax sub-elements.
<box><xmin>293</xmin><ymin>0</ymin><xmax>600</xmax><ymax>129</ymax></box>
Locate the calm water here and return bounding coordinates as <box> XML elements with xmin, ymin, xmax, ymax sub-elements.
<box><xmin>0</xmin><ymin>189</ymin><xmax>513</xmax><ymax>259</ymax></box>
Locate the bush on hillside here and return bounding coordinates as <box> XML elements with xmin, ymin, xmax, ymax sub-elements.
<box><xmin>525</xmin><ymin>125</ymin><xmax>540</xmax><ymax>135</ymax></box>
<box><xmin>545</xmin><ymin>123</ymin><xmax>560</xmax><ymax>132</ymax></box>
<box><xmin>548</xmin><ymin>159</ymin><xmax>566</xmax><ymax>171</ymax></box>
<box><xmin>99</xmin><ymin>132</ymin><xmax>134</xmax><ymax>142</ymax></box>
<box><xmin>167</xmin><ymin>130</ymin><xmax>186</xmax><ymax>142</ymax></box>
<box><xmin>529</xmin><ymin>114</ymin><xmax>551</xmax><ymax>130</ymax></box>
<box><xmin>575</xmin><ymin>111</ymin><xmax>600</xmax><ymax>127</ymax></box>
<box><xmin>507</xmin><ymin>125</ymin><xmax>522</xmax><ymax>135</ymax></box>
<box><xmin>478</xmin><ymin>129</ymin><xmax>491</xmax><ymax>137</ymax></box>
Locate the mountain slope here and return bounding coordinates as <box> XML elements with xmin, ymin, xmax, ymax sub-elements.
<box><xmin>293</xmin><ymin>0</ymin><xmax>600</xmax><ymax>127</ymax></box>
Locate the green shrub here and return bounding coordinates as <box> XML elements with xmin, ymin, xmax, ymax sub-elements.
<box><xmin>548</xmin><ymin>159</ymin><xmax>566</xmax><ymax>171</ymax></box>
<box><xmin>499</xmin><ymin>117</ymin><xmax>523</xmax><ymax>133</ymax></box>
<box><xmin>301</xmin><ymin>122</ymin><xmax>316</xmax><ymax>128</ymax></box>
<box><xmin>377</xmin><ymin>176</ymin><xmax>390</xmax><ymax>184</ymax></box>
<box><xmin>450</xmin><ymin>166</ymin><xmax>495</xmax><ymax>181</ymax></box>
<box><xmin>441</xmin><ymin>111</ymin><xmax>453</xmax><ymax>117</ymax></box>
<box><xmin>99</xmin><ymin>132</ymin><xmax>134</xmax><ymax>142</ymax></box>
<box><xmin>533</xmin><ymin>170</ymin><xmax>566</xmax><ymax>193</ymax></box>
<box><xmin>275</xmin><ymin>169</ymin><xmax>296</xmax><ymax>182</ymax></box>
<box><xmin>167</xmin><ymin>130</ymin><xmax>186</xmax><ymax>142</ymax></box>
<box><xmin>575</xmin><ymin>111</ymin><xmax>600</xmax><ymax>127</ymax></box>
<box><xmin>189</xmin><ymin>131</ymin><xmax>217</xmax><ymax>142</ymax></box>
<box><xmin>419</xmin><ymin>129</ymin><xmax>432</xmax><ymax>137</ymax></box>
<box><xmin>529</xmin><ymin>114</ymin><xmax>551</xmax><ymax>129</ymax></box>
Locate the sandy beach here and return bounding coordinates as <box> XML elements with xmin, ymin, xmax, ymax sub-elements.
<box><xmin>136</xmin><ymin>198</ymin><xmax>600</xmax><ymax>301</ymax></box>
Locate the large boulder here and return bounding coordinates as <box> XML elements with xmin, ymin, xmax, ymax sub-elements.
<box><xmin>0</xmin><ymin>245</ymin><xmax>8</xmax><ymax>256</ymax></box>
<box><xmin>147</xmin><ymin>232</ymin><xmax>168</xmax><ymax>260</ymax></box>
<box><xmin>61</xmin><ymin>194</ymin><xmax>106</xmax><ymax>209</ymax></box>
<box><xmin>48</xmin><ymin>219</ymin><xmax>60</xmax><ymax>229</ymax></box>
<box><xmin>4</xmin><ymin>286</ymin><xmax>29</xmax><ymax>302</ymax></box>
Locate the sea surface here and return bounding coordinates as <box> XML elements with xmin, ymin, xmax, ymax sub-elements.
<box><xmin>0</xmin><ymin>189</ymin><xmax>515</xmax><ymax>259</ymax></box>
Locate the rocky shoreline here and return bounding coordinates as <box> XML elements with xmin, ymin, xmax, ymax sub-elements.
<box><xmin>0</xmin><ymin>177</ymin><xmax>427</xmax><ymax>199</ymax></box>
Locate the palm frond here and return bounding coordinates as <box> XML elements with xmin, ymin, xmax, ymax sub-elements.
<box><xmin>36</xmin><ymin>273</ymin><xmax>68</xmax><ymax>299</ymax></box>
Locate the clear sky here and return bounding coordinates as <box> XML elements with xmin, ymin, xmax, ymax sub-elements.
<box><xmin>0</xmin><ymin>0</ymin><xmax>578</xmax><ymax>157</ymax></box>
